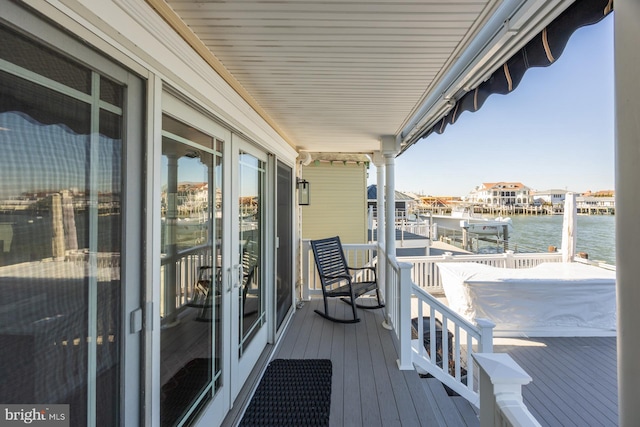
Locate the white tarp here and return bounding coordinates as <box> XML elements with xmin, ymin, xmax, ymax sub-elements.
<box><xmin>437</xmin><ymin>262</ymin><xmax>617</xmax><ymax>336</ymax></box>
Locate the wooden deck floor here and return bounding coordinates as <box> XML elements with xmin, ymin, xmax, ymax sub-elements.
<box><xmin>226</xmin><ymin>299</ymin><xmax>618</xmax><ymax>427</ymax></box>
<box><xmin>232</xmin><ymin>298</ymin><xmax>479</xmax><ymax>427</ymax></box>
<box><xmin>494</xmin><ymin>336</ymin><xmax>618</xmax><ymax>427</ymax></box>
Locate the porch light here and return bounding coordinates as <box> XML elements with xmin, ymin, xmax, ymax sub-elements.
<box><xmin>297</xmin><ymin>178</ymin><xmax>310</xmax><ymax>206</ymax></box>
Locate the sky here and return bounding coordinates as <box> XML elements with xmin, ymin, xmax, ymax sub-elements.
<box><xmin>371</xmin><ymin>14</ymin><xmax>614</xmax><ymax>197</ymax></box>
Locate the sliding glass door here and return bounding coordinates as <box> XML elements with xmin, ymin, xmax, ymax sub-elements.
<box><xmin>231</xmin><ymin>139</ymin><xmax>269</xmax><ymax>397</ymax></box>
<box><xmin>0</xmin><ymin>16</ymin><xmax>143</xmax><ymax>426</ymax></box>
<box><xmin>158</xmin><ymin>107</ymin><xmax>226</xmax><ymax>426</ymax></box>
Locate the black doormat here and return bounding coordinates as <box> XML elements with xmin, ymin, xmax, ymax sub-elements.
<box><xmin>240</xmin><ymin>359</ymin><xmax>332</xmax><ymax>427</ymax></box>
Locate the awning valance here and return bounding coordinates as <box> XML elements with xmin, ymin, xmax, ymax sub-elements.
<box><xmin>407</xmin><ymin>0</ymin><xmax>613</xmax><ymax>150</ymax></box>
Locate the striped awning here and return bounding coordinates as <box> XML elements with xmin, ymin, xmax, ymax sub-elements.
<box><xmin>413</xmin><ymin>0</ymin><xmax>613</xmax><ymax>143</ymax></box>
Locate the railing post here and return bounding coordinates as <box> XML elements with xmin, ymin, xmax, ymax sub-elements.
<box><xmin>377</xmin><ymin>243</ymin><xmax>386</xmax><ymax>307</ymax></box>
<box><xmin>472</xmin><ymin>353</ymin><xmax>538</xmax><ymax>427</ymax></box>
<box><xmin>504</xmin><ymin>250</ymin><xmax>515</xmax><ymax>268</ymax></box>
<box><xmin>396</xmin><ymin>261</ymin><xmax>414</xmax><ymax>370</ymax></box>
<box><xmin>475</xmin><ymin>318</ymin><xmax>495</xmax><ymax>353</ymax></box>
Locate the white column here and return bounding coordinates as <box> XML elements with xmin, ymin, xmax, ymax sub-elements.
<box><xmin>384</xmin><ymin>154</ymin><xmax>396</xmax><ymax>262</ymax></box>
<box><xmin>381</xmin><ymin>136</ymin><xmax>399</xmax><ymax>263</ymax></box>
<box><xmin>373</xmin><ymin>152</ymin><xmax>385</xmax><ymax>251</ymax></box>
<box><xmin>372</xmin><ymin>152</ymin><xmax>386</xmax><ymax>310</ymax></box>
<box><xmin>383</xmin><ymin>152</ymin><xmax>396</xmax><ymax>330</ymax></box>
<box><xmin>615</xmin><ymin>2</ymin><xmax>640</xmax><ymax>425</ymax></box>
<box><xmin>381</xmin><ymin>135</ymin><xmax>400</xmax><ymax>332</ymax></box>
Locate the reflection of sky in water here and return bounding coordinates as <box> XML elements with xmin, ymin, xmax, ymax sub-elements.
<box><xmin>0</xmin><ymin>111</ymin><xmax>121</xmax><ymax>199</ymax></box>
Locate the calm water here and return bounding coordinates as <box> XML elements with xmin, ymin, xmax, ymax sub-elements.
<box><xmin>478</xmin><ymin>214</ymin><xmax>616</xmax><ymax>265</ymax></box>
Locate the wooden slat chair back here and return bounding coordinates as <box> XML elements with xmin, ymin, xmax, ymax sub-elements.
<box><xmin>241</xmin><ymin>242</ymin><xmax>259</xmax><ymax>316</ymax></box>
<box><xmin>310</xmin><ymin>236</ymin><xmax>384</xmax><ymax>323</ymax></box>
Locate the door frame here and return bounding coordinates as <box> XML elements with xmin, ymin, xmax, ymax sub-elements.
<box><xmin>229</xmin><ymin>135</ymin><xmax>271</xmax><ymax>399</ymax></box>
<box><xmin>157</xmin><ymin>90</ymin><xmax>232</xmax><ymax>426</ymax></box>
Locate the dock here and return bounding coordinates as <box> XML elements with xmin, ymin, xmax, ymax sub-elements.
<box><xmin>416</xmin><ymin>202</ymin><xmax>615</xmax><ymax>216</ymax></box>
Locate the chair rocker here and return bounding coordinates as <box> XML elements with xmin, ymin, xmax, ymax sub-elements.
<box><xmin>310</xmin><ymin>236</ymin><xmax>384</xmax><ymax>323</ymax></box>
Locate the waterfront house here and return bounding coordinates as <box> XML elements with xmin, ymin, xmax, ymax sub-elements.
<box><xmin>467</xmin><ymin>182</ymin><xmax>533</xmax><ymax>206</ymax></box>
<box><xmin>532</xmin><ymin>189</ymin><xmax>569</xmax><ymax>207</ymax></box>
<box><xmin>0</xmin><ymin>1</ymin><xmax>637</xmax><ymax>426</ymax></box>
<box><xmin>577</xmin><ymin>195</ymin><xmax>616</xmax><ymax>215</ymax></box>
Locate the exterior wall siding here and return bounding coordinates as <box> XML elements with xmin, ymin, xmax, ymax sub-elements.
<box><xmin>301</xmin><ymin>162</ymin><xmax>367</xmax><ymax>244</ymax></box>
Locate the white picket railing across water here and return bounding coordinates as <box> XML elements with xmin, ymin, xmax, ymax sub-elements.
<box><xmin>399</xmin><ymin>250</ymin><xmax>564</xmax><ymax>295</ymax></box>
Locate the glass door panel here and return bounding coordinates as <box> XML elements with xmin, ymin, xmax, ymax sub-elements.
<box><xmin>0</xmin><ymin>22</ymin><xmax>138</xmax><ymax>426</ymax></box>
<box><xmin>238</xmin><ymin>151</ymin><xmax>265</xmax><ymax>355</ymax></box>
<box><xmin>230</xmin><ymin>141</ymin><xmax>269</xmax><ymax>399</ymax></box>
<box><xmin>159</xmin><ymin>115</ymin><xmax>223</xmax><ymax>426</ymax></box>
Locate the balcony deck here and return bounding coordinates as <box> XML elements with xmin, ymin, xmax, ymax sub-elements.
<box><xmin>224</xmin><ymin>298</ymin><xmax>618</xmax><ymax>427</ymax></box>
<box><xmin>225</xmin><ymin>297</ymin><xmax>479</xmax><ymax>427</ymax></box>
<box><xmin>494</xmin><ymin>336</ymin><xmax>618</xmax><ymax>427</ymax></box>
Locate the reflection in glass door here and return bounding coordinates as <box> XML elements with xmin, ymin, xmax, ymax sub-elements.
<box><xmin>237</xmin><ymin>151</ymin><xmax>266</xmax><ymax>356</ymax></box>
<box><xmin>159</xmin><ymin>114</ymin><xmax>223</xmax><ymax>426</ymax></box>
<box><xmin>0</xmin><ymin>22</ymin><xmax>142</xmax><ymax>426</ymax></box>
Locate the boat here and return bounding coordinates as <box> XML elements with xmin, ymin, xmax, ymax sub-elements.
<box><xmin>420</xmin><ymin>205</ymin><xmax>513</xmax><ymax>236</ymax></box>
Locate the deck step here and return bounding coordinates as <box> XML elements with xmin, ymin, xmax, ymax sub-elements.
<box><xmin>421</xmin><ymin>377</ymin><xmax>472</xmax><ymax>426</ymax></box>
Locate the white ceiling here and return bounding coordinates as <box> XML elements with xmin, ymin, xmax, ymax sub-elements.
<box><xmin>160</xmin><ymin>0</ymin><xmax>570</xmax><ymax>154</ymax></box>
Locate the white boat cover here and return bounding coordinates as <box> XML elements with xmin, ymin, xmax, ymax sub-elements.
<box><xmin>437</xmin><ymin>262</ymin><xmax>617</xmax><ymax>337</ymax></box>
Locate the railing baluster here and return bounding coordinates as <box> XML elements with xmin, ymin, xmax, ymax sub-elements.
<box><xmin>454</xmin><ymin>324</ymin><xmax>461</xmax><ymax>381</ymax></box>
<box><xmin>466</xmin><ymin>332</ymin><xmax>474</xmax><ymax>392</ymax></box>
<box><xmin>442</xmin><ymin>316</ymin><xmax>449</xmax><ymax>374</ymax></box>
<box><xmin>429</xmin><ymin>306</ymin><xmax>436</xmax><ymax>366</ymax></box>
<box><xmin>417</xmin><ymin>302</ymin><xmax>425</xmax><ymax>357</ymax></box>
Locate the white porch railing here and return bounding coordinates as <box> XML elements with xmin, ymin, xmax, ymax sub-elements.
<box><xmin>300</xmin><ymin>240</ymin><xmax>543</xmax><ymax>424</ymax></box>
<box><xmin>473</xmin><ymin>353</ymin><xmax>542</xmax><ymax>427</ymax></box>
<box><xmin>400</xmin><ymin>250</ymin><xmax>564</xmax><ymax>295</ymax></box>
<box><xmin>160</xmin><ymin>245</ymin><xmax>213</xmax><ymax>319</ymax></box>
<box><xmin>381</xmin><ymin>247</ymin><xmax>495</xmax><ymax>405</ymax></box>
<box><xmin>411</xmin><ymin>285</ymin><xmax>495</xmax><ymax>405</ymax></box>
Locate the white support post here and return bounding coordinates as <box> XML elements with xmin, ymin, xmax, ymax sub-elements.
<box><xmin>381</xmin><ymin>136</ymin><xmax>399</xmax><ymax>330</ymax></box>
<box><xmin>384</xmin><ymin>153</ymin><xmax>396</xmax><ymax>266</ymax></box>
<box><xmin>472</xmin><ymin>353</ymin><xmax>538</xmax><ymax>427</ymax></box>
<box><xmin>615</xmin><ymin>4</ymin><xmax>640</xmax><ymax>424</ymax></box>
<box><xmin>373</xmin><ymin>152</ymin><xmax>386</xmax><ymax>312</ymax></box>
<box><xmin>475</xmin><ymin>318</ymin><xmax>495</xmax><ymax>353</ymax></box>
<box><xmin>561</xmin><ymin>192</ymin><xmax>577</xmax><ymax>263</ymax></box>
<box><xmin>504</xmin><ymin>250</ymin><xmax>515</xmax><ymax>268</ymax></box>
<box><xmin>397</xmin><ymin>261</ymin><xmax>414</xmax><ymax>370</ymax></box>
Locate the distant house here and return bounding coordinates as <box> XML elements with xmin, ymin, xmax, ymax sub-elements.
<box><xmin>582</xmin><ymin>190</ymin><xmax>615</xmax><ymax>197</ymax></box>
<box><xmin>467</xmin><ymin>182</ymin><xmax>532</xmax><ymax>206</ymax></box>
<box><xmin>367</xmin><ymin>185</ymin><xmax>419</xmax><ymax>216</ymax></box>
<box><xmin>577</xmin><ymin>195</ymin><xmax>616</xmax><ymax>214</ymax></box>
<box><xmin>419</xmin><ymin>195</ymin><xmax>462</xmax><ymax>208</ymax></box>
<box><xmin>531</xmin><ymin>189</ymin><xmax>569</xmax><ymax>207</ymax></box>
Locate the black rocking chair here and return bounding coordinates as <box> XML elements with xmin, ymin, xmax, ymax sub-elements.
<box><xmin>310</xmin><ymin>236</ymin><xmax>384</xmax><ymax>323</ymax></box>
